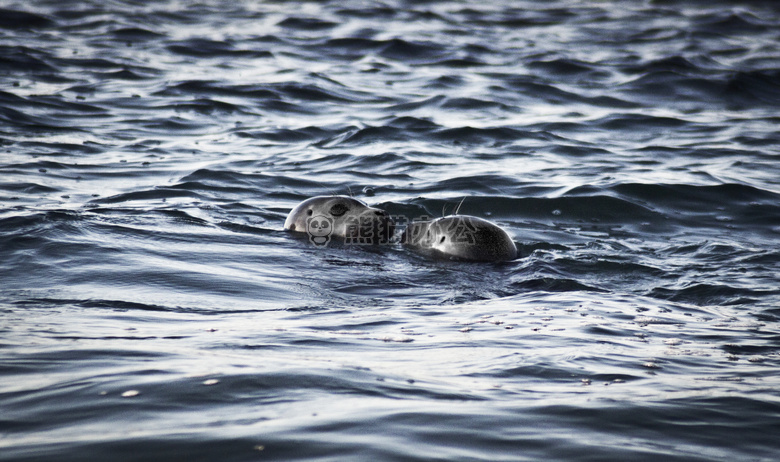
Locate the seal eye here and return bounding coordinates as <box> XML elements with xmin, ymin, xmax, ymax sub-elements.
<box><xmin>329</xmin><ymin>203</ymin><xmax>349</xmax><ymax>217</ymax></box>
<box><xmin>307</xmin><ymin>209</ymin><xmax>313</xmax><ymax>216</ymax></box>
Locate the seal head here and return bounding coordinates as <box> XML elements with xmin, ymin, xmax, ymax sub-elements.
<box><xmin>284</xmin><ymin>195</ymin><xmax>394</xmax><ymax>245</ymax></box>
<box><xmin>401</xmin><ymin>215</ymin><xmax>517</xmax><ymax>262</ymax></box>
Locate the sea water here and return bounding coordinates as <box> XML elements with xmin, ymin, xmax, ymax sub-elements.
<box><xmin>1</xmin><ymin>1</ymin><xmax>780</xmax><ymax>460</ymax></box>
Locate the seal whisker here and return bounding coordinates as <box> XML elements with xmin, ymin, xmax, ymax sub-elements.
<box><xmin>317</xmin><ymin>181</ymin><xmax>338</xmax><ymax>197</ymax></box>
<box><xmin>454</xmin><ymin>196</ymin><xmax>466</xmax><ymax>215</ymax></box>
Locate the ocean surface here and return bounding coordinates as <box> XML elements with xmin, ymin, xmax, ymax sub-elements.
<box><xmin>2</xmin><ymin>0</ymin><xmax>780</xmax><ymax>460</ymax></box>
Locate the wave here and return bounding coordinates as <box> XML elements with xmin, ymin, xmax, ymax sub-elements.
<box><xmin>277</xmin><ymin>16</ymin><xmax>338</xmax><ymax>31</ymax></box>
<box><xmin>167</xmin><ymin>39</ymin><xmax>273</xmax><ymax>58</ymax></box>
<box><xmin>110</xmin><ymin>26</ymin><xmax>165</xmax><ymax>41</ymax></box>
<box><xmin>618</xmin><ymin>67</ymin><xmax>780</xmax><ymax>107</ymax></box>
<box><xmin>90</xmin><ymin>188</ymin><xmax>205</xmax><ymax>204</ymax></box>
<box><xmin>507</xmin><ymin>277</ymin><xmax>608</xmax><ymax>294</ymax></box>
<box><xmin>646</xmin><ymin>283</ymin><xmax>777</xmax><ymax>306</ymax></box>
<box><xmin>0</xmin><ymin>9</ymin><xmax>55</xmax><ymax>30</ymax></box>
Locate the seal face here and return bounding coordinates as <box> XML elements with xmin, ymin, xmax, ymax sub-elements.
<box><xmin>401</xmin><ymin>215</ymin><xmax>517</xmax><ymax>262</ymax></box>
<box><xmin>284</xmin><ymin>195</ymin><xmax>394</xmax><ymax>245</ymax></box>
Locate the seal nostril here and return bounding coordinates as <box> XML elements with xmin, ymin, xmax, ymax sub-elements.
<box><xmin>440</xmin><ymin>236</ymin><xmax>446</xmax><ymax>243</ymax></box>
<box><xmin>374</xmin><ymin>210</ymin><xmax>386</xmax><ymax>216</ymax></box>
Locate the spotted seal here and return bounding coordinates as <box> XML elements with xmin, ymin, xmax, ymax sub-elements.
<box><xmin>401</xmin><ymin>215</ymin><xmax>517</xmax><ymax>262</ymax></box>
<box><xmin>284</xmin><ymin>195</ymin><xmax>394</xmax><ymax>245</ymax></box>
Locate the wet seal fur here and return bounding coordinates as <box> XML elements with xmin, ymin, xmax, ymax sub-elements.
<box><xmin>401</xmin><ymin>215</ymin><xmax>517</xmax><ymax>262</ymax></box>
<box><xmin>284</xmin><ymin>195</ymin><xmax>394</xmax><ymax>245</ymax></box>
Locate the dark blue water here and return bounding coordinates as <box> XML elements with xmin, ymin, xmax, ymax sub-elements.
<box><xmin>2</xmin><ymin>1</ymin><xmax>780</xmax><ymax>460</ymax></box>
